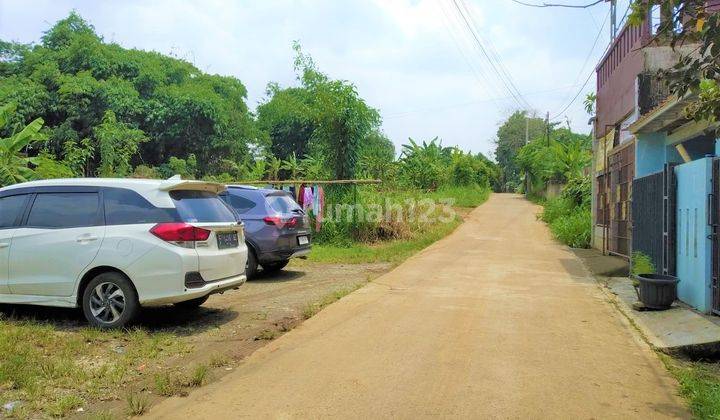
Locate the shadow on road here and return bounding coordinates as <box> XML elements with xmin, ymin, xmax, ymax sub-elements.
<box><xmin>251</xmin><ymin>269</ymin><xmax>305</xmax><ymax>283</ymax></box>
<box><xmin>0</xmin><ymin>301</ymin><xmax>239</xmax><ymax>335</ymax></box>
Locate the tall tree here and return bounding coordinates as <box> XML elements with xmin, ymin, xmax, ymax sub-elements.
<box><xmin>0</xmin><ymin>12</ymin><xmax>258</xmax><ymax>177</ymax></box>
<box><xmin>257</xmin><ymin>42</ymin><xmax>380</xmax><ymax>180</ymax></box>
<box><xmin>494</xmin><ymin>111</ymin><xmax>545</xmax><ymax>191</ymax></box>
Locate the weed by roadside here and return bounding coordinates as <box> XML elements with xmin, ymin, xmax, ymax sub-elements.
<box><xmin>89</xmin><ymin>410</ymin><xmax>115</xmax><ymax>420</ymax></box>
<box><xmin>0</xmin><ymin>317</ymin><xmax>186</xmax><ymax>418</ymax></box>
<box><xmin>125</xmin><ymin>389</ymin><xmax>149</xmax><ymax>416</ymax></box>
<box><xmin>309</xmin><ymin>215</ymin><xmax>463</xmax><ymax>264</ymax></box>
<box><xmin>659</xmin><ymin>355</ymin><xmax>720</xmax><ymax>419</ymax></box>
<box><xmin>189</xmin><ymin>365</ymin><xmax>209</xmax><ymax>387</ymax></box>
<box><xmin>209</xmin><ymin>353</ymin><xmax>230</xmax><ymax>368</ymax></box>
<box><xmin>255</xmin><ymin>329</ymin><xmax>278</xmax><ymax>341</ymax></box>
<box><xmin>47</xmin><ymin>394</ymin><xmax>84</xmax><ymax>417</ymax></box>
<box><xmin>302</xmin><ymin>286</ymin><xmax>362</xmax><ymax>320</ymax></box>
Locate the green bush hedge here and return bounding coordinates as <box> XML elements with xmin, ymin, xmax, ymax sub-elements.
<box><xmin>540</xmin><ymin>195</ymin><xmax>591</xmax><ymax>249</ymax></box>
<box><xmin>549</xmin><ymin>206</ymin><xmax>591</xmax><ymax>248</ymax></box>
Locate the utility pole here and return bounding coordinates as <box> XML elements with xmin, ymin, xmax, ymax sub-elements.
<box><xmin>610</xmin><ymin>0</ymin><xmax>617</xmax><ymax>41</ymax></box>
<box><xmin>545</xmin><ymin>111</ymin><xmax>550</xmax><ymax>147</ymax></box>
<box><xmin>525</xmin><ymin>114</ymin><xmax>529</xmax><ymax>144</ymax></box>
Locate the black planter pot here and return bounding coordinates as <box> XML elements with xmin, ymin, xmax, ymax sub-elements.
<box><xmin>635</xmin><ymin>274</ymin><xmax>679</xmax><ymax>310</ymax></box>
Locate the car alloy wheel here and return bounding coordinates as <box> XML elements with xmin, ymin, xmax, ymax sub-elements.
<box><xmin>88</xmin><ymin>282</ymin><xmax>126</xmax><ymax>324</ymax></box>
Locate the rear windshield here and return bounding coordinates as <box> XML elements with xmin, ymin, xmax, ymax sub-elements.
<box><xmin>170</xmin><ymin>190</ymin><xmax>237</xmax><ymax>223</ymax></box>
<box><xmin>266</xmin><ymin>193</ymin><xmax>301</xmax><ymax>214</ymax></box>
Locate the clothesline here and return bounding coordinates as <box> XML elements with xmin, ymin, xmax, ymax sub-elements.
<box><xmin>233</xmin><ymin>179</ymin><xmax>381</xmax><ymax>185</ymax></box>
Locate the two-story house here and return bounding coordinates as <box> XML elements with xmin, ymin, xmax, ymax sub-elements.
<box><xmin>592</xmin><ymin>1</ymin><xmax>720</xmax><ymax>313</ymax></box>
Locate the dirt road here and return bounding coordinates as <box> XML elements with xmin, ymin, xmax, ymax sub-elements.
<box><xmin>147</xmin><ymin>194</ymin><xmax>688</xmax><ymax>418</ymax></box>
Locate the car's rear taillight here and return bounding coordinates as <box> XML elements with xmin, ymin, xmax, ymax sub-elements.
<box><xmin>150</xmin><ymin>223</ymin><xmax>211</xmax><ymax>247</ymax></box>
<box><xmin>263</xmin><ymin>216</ymin><xmax>297</xmax><ymax>228</ymax></box>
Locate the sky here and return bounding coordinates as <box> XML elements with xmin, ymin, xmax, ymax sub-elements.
<box><xmin>0</xmin><ymin>0</ymin><xmax>631</xmax><ymax>159</ymax></box>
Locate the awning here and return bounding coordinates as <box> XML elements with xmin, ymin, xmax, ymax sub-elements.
<box><xmin>629</xmin><ymin>93</ymin><xmax>697</xmax><ymax>134</ymax></box>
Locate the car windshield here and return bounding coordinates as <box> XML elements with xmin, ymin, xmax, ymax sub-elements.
<box><xmin>266</xmin><ymin>193</ymin><xmax>302</xmax><ymax>214</ymax></box>
<box><xmin>170</xmin><ymin>190</ymin><xmax>237</xmax><ymax>223</ymax></box>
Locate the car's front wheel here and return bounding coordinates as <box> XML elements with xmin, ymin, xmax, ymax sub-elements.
<box><xmin>82</xmin><ymin>272</ymin><xmax>139</xmax><ymax>329</ymax></box>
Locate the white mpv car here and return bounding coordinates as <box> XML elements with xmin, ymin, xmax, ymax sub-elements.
<box><xmin>0</xmin><ymin>177</ymin><xmax>248</xmax><ymax>328</ymax></box>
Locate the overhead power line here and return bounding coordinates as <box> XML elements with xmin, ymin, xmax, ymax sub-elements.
<box><xmin>550</xmin><ymin>2</ymin><xmax>630</xmax><ymax>120</ymax></box>
<box><xmin>449</xmin><ymin>0</ymin><xmax>532</xmax><ymax>110</ymax></box>
<box><xmin>457</xmin><ymin>0</ymin><xmax>529</xmax><ymax>108</ymax></box>
<box><xmin>436</xmin><ymin>0</ymin><xmax>510</xmax><ymax>110</ymax></box>
<box><xmin>384</xmin><ymin>84</ymin><xmax>583</xmax><ymax>119</ymax></box>
<box><xmin>556</xmin><ymin>8</ymin><xmax>610</xmax><ymax>109</ymax></box>
<box><xmin>509</xmin><ymin>0</ymin><xmax>604</xmax><ymax>8</ymax></box>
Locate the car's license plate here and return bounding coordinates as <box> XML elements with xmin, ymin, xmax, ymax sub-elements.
<box><xmin>297</xmin><ymin>235</ymin><xmax>309</xmax><ymax>245</ymax></box>
<box><xmin>217</xmin><ymin>232</ymin><xmax>239</xmax><ymax>249</ymax></box>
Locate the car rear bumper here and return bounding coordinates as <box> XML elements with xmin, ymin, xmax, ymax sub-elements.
<box><xmin>258</xmin><ymin>245</ymin><xmax>311</xmax><ymax>263</ymax></box>
<box><xmin>140</xmin><ymin>273</ymin><xmax>247</xmax><ymax>306</ymax></box>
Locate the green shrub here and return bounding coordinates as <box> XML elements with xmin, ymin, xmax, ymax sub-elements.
<box><xmin>32</xmin><ymin>152</ymin><xmax>75</xmax><ymax>179</ymax></box>
<box><xmin>562</xmin><ymin>175</ymin><xmax>591</xmax><ymax>207</ymax></box>
<box><xmin>549</xmin><ymin>206</ymin><xmax>591</xmax><ymax>248</ymax></box>
<box><xmin>540</xmin><ymin>197</ymin><xmax>574</xmax><ymax>224</ymax></box>
<box><xmin>311</xmin><ymin>184</ymin><xmax>490</xmax><ymax>246</ymax></box>
<box><xmin>631</xmin><ymin>251</ymin><xmax>656</xmax><ymax>276</ymax></box>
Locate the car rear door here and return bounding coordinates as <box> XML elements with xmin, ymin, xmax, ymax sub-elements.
<box><xmin>9</xmin><ymin>189</ymin><xmax>105</xmax><ymax>297</ymax></box>
<box><xmin>265</xmin><ymin>192</ymin><xmax>311</xmax><ymax>248</ymax></box>
<box><xmin>221</xmin><ymin>190</ymin><xmax>263</xmax><ymax>248</ymax></box>
<box><xmin>0</xmin><ymin>193</ymin><xmax>31</xmax><ymax>294</ymax></box>
<box><xmin>170</xmin><ymin>190</ymin><xmax>246</xmax><ymax>282</ymax></box>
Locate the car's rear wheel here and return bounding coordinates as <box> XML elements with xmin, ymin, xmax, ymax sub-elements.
<box><xmin>262</xmin><ymin>260</ymin><xmax>290</xmax><ymax>273</ymax></box>
<box><xmin>246</xmin><ymin>246</ymin><xmax>258</xmax><ymax>279</ymax></box>
<box><xmin>82</xmin><ymin>272</ymin><xmax>139</xmax><ymax>329</ymax></box>
<box><xmin>174</xmin><ymin>295</ymin><xmax>209</xmax><ymax>309</ymax></box>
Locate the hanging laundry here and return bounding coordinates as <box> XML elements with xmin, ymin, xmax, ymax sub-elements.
<box><xmin>312</xmin><ymin>185</ymin><xmax>320</xmax><ymax>212</ymax></box>
<box><xmin>297</xmin><ymin>183</ymin><xmax>306</xmax><ymax>205</ymax></box>
<box><xmin>302</xmin><ymin>186</ymin><xmax>314</xmax><ymax>212</ymax></box>
<box><xmin>315</xmin><ymin>185</ymin><xmax>325</xmax><ymax>231</ymax></box>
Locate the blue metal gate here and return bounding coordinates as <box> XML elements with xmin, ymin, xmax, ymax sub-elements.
<box><xmin>675</xmin><ymin>158</ymin><xmax>713</xmax><ymax>313</ymax></box>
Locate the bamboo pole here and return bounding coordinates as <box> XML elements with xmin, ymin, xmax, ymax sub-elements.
<box><xmin>232</xmin><ymin>179</ymin><xmax>382</xmax><ymax>185</ymax></box>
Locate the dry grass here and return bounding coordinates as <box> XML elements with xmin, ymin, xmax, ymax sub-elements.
<box><xmin>0</xmin><ymin>316</ymin><xmax>187</xmax><ymax>418</ymax></box>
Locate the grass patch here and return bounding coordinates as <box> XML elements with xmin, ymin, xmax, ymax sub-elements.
<box><xmin>154</xmin><ymin>371</ymin><xmax>183</xmax><ymax>397</ymax></box>
<box><xmin>309</xmin><ymin>213</ymin><xmax>464</xmax><ymax>264</ymax></box>
<box><xmin>46</xmin><ymin>394</ymin><xmax>84</xmax><ymax>417</ymax></box>
<box><xmin>89</xmin><ymin>410</ymin><xmax>115</xmax><ymax>420</ymax></box>
<box><xmin>422</xmin><ymin>184</ymin><xmax>490</xmax><ymax>208</ymax></box>
<box><xmin>89</xmin><ymin>410</ymin><xmax>114</xmax><ymax>420</ymax></box>
<box><xmin>209</xmin><ymin>352</ymin><xmax>230</xmax><ymax>368</ymax></box>
<box><xmin>660</xmin><ymin>355</ymin><xmax>720</xmax><ymax>419</ymax></box>
<box><xmin>188</xmin><ymin>364</ymin><xmax>209</xmax><ymax>388</ymax></box>
<box><xmin>302</xmin><ymin>286</ymin><xmax>363</xmax><ymax>319</ymax></box>
<box><xmin>125</xmin><ymin>389</ymin><xmax>149</xmax><ymax>416</ymax></box>
<box><xmin>0</xmin><ymin>316</ymin><xmax>187</xmax><ymax>418</ymax></box>
<box><xmin>538</xmin><ymin>196</ymin><xmax>591</xmax><ymax>249</ymax></box>
<box><xmin>254</xmin><ymin>329</ymin><xmax>278</xmax><ymax>341</ymax></box>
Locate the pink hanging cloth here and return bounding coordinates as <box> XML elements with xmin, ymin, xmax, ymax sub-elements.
<box><xmin>302</xmin><ymin>186</ymin><xmax>314</xmax><ymax>212</ymax></box>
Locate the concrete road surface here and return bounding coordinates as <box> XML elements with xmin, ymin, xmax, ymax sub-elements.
<box><xmin>147</xmin><ymin>194</ymin><xmax>688</xmax><ymax>419</ymax></box>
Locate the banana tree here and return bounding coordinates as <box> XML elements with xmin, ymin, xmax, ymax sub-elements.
<box><xmin>280</xmin><ymin>152</ymin><xmax>303</xmax><ymax>180</ymax></box>
<box><xmin>300</xmin><ymin>153</ymin><xmax>327</xmax><ymax>180</ymax></box>
<box><xmin>266</xmin><ymin>155</ymin><xmax>282</xmax><ymax>180</ymax></box>
<box><xmin>0</xmin><ymin>103</ymin><xmax>45</xmax><ymax>186</ymax></box>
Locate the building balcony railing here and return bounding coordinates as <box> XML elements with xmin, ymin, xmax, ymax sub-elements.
<box><xmin>596</xmin><ymin>19</ymin><xmax>652</xmax><ymax>93</ymax></box>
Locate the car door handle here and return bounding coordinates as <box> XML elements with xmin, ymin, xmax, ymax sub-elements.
<box><xmin>76</xmin><ymin>235</ymin><xmax>98</xmax><ymax>243</ymax></box>
<box><xmin>0</xmin><ymin>243</ymin><xmax>8</xmax><ymax>249</ymax></box>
